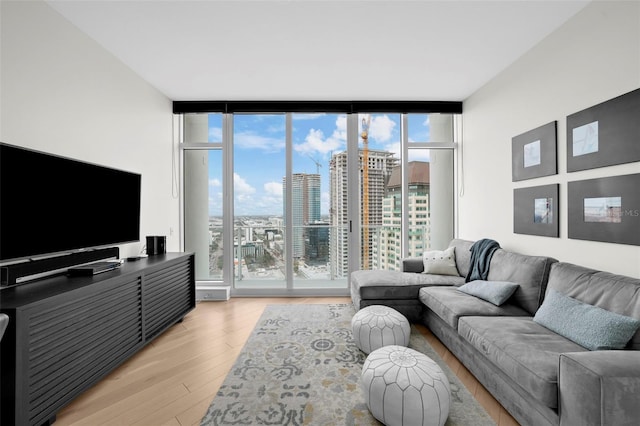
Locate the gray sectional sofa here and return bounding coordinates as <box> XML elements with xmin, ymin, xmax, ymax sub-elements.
<box><xmin>350</xmin><ymin>239</ymin><xmax>640</xmax><ymax>426</ymax></box>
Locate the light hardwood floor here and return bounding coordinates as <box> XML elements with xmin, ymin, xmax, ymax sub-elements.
<box><xmin>56</xmin><ymin>297</ymin><xmax>519</xmax><ymax>426</ymax></box>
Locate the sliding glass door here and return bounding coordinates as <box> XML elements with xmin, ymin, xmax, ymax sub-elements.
<box><xmin>231</xmin><ymin>113</ymin><xmax>351</xmax><ymax>291</ymax></box>
<box><xmin>291</xmin><ymin>113</ymin><xmax>349</xmax><ymax>289</ymax></box>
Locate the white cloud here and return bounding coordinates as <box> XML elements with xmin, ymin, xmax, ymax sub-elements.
<box><xmin>369</xmin><ymin>115</ymin><xmax>396</xmax><ymax>143</ymax></box>
<box><xmin>334</xmin><ymin>116</ymin><xmax>347</xmax><ymax>141</ymax></box>
<box><xmin>209</xmin><ymin>127</ymin><xmax>222</xmax><ymax>142</ymax></box>
<box><xmin>234</xmin><ymin>173</ymin><xmax>255</xmax><ymax>195</ymax></box>
<box><xmin>235</xmin><ymin>131</ymin><xmax>285</xmax><ymax>153</ymax></box>
<box><xmin>264</xmin><ymin>181</ymin><xmax>283</xmax><ymax>196</ymax></box>
<box><xmin>208</xmin><ymin>193</ymin><xmax>223</xmax><ymax>216</ymax></box>
<box><xmin>257</xmin><ymin>196</ymin><xmax>283</xmax><ymax>211</ymax></box>
<box><xmin>293</xmin><ymin>116</ymin><xmax>346</xmax><ymax>155</ymax></box>
<box><xmin>294</xmin><ymin>113</ymin><xmax>326</xmax><ymax>120</ymax></box>
<box><xmin>384</xmin><ymin>142</ymin><xmax>401</xmax><ymax>159</ymax></box>
<box><xmin>410</xmin><ymin>116</ymin><xmax>430</xmax><ymax>142</ymax></box>
<box><xmin>232</xmin><ymin>175</ymin><xmax>286</xmax><ymax>215</ymax></box>
<box><xmin>209</xmin><ymin>178</ymin><xmax>221</xmax><ymax>187</ymax></box>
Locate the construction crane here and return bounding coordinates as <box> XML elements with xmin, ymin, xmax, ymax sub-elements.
<box><xmin>307</xmin><ymin>154</ymin><xmax>322</xmax><ymax>175</ymax></box>
<box><xmin>361</xmin><ymin>115</ymin><xmax>371</xmax><ymax>270</ymax></box>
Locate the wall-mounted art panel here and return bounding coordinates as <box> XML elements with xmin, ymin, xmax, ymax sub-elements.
<box><xmin>512</xmin><ymin>121</ymin><xmax>557</xmax><ymax>181</ymax></box>
<box><xmin>568</xmin><ymin>173</ymin><xmax>640</xmax><ymax>246</ymax></box>
<box><xmin>567</xmin><ymin>88</ymin><xmax>640</xmax><ymax>172</ymax></box>
<box><xmin>514</xmin><ymin>184</ymin><xmax>559</xmax><ymax>237</ymax></box>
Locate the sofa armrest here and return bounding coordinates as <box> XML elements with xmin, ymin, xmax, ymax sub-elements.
<box><xmin>559</xmin><ymin>351</ymin><xmax>640</xmax><ymax>426</ymax></box>
<box><xmin>402</xmin><ymin>257</ymin><xmax>424</xmax><ymax>273</ymax></box>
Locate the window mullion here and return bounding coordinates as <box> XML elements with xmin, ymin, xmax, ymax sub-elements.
<box><xmin>285</xmin><ymin>113</ymin><xmax>294</xmax><ymax>290</ymax></box>
<box><xmin>347</xmin><ymin>113</ymin><xmax>360</xmax><ymax>279</ymax></box>
<box><xmin>223</xmin><ymin>113</ymin><xmax>234</xmax><ymax>287</ymax></box>
<box><xmin>401</xmin><ymin>114</ymin><xmax>409</xmax><ymax>260</ymax></box>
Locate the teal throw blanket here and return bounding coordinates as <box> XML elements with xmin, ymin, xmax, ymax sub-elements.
<box><xmin>465</xmin><ymin>238</ymin><xmax>501</xmax><ymax>282</ymax></box>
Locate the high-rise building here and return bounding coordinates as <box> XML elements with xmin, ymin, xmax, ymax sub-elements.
<box><xmin>283</xmin><ymin>173</ymin><xmax>321</xmax><ymax>259</ymax></box>
<box><xmin>373</xmin><ymin>161</ymin><xmax>430</xmax><ymax>271</ymax></box>
<box><xmin>305</xmin><ymin>220</ymin><xmax>329</xmax><ymax>261</ymax></box>
<box><xmin>329</xmin><ymin>149</ymin><xmax>399</xmax><ymax>277</ymax></box>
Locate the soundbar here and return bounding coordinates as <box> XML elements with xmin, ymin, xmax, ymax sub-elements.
<box><xmin>1</xmin><ymin>247</ymin><xmax>119</xmax><ymax>287</ymax></box>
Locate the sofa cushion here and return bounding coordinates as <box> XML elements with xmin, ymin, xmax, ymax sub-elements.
<box><xmin>419</xmin><ymin>287</ymin><xmax>529</xmax><ymax>330</ymax></box>
<box><xmin>545</xmin><ymin>262</ymin><xmax>640</xmax><ymax>350</ymax></box>
<box><xmin>448</xmin><ymin>239</ymin><xmax>473</xmax><ymax>278</ymax></box>
<box><xmin>486</xmin><ymin>250</ymin><xmax>556</xmax><ymax>315</ymax></box>
<box><xmin>352</xmin><ymin>270</ymin><xmax>464</xmax><ymax>301</ymax></box>
<box><xmin>534</xmin><ymin>289</ymin><xmax>640</xmax><ymax>350</ymax></box>
<box><xmin>422</xmin><ymin>246</ymin><xmax>459</xmax><ymax>276</ymax></box>
<box><xmin>458</xmin><ymin>316</ymin><xmax>587</xmax><ymax>409</ymax></box>
<box><xmin>457</xmin><ymin>280</ymin><xmax>519</xmax><ymax>306</ymax></box>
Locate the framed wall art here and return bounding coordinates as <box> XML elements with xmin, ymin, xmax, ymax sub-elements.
<box><xmin>514</xmin><ymin>184</ymin><xmax>559</xmax><ymax>237</ymax></box>
<box><xmin>566</xmin><ymin>88</ymin><xmax>640</xmax><ymax>172</ymax></box>
<box><xmin>512</xmin><ymin>121</ymin><xmax>557</xmax><ymax>181</ymax></box>
<box><xmin>568</xmin><ymin>173</ymin><xmax>640</xmax><ymax>246</ymax></box>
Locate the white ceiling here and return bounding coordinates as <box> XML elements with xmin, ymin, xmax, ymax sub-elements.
<box><xmin>46</xmin><ymin>0</ymin><xmax>591</xmax><ymax>102</ymax></box>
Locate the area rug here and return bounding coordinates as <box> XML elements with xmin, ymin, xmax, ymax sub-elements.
<box><xmin>201</xmin><ymin>304</ymin><xmax>495</xmax><ymax>425</ymax></box>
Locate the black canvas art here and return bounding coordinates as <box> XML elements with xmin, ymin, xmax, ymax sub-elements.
<box><xmin>568</xmin><ymin>174</ymin><xmax>640</xmax><ymax>245</ymax></box>
<box><xmin>512</xmin><ymin>121</ymin><xmax>557</xmax><ymax>181</ymax></box>
<box><xmin>567</xmin><ymin>88</ymin><xmax>640</xmax><ymax>172</ymax></box>
<box><xmin>514</xmin><ymin>184</ymin><xmax>559</xmax><ymax>237</ymax></box>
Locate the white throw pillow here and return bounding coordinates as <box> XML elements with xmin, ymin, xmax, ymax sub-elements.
<box><xmin>422</xmin><ymin>247</ymin><xmax>459</xmax><ymax>276</ymax></box>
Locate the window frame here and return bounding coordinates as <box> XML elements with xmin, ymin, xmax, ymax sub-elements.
<box><xmin>177</xmin><ymin>105</ymin><xmax>461</xmax><ymax>296</ymax></box>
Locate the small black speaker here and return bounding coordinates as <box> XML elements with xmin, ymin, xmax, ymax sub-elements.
<box><xmin>146</xmin><ymin>236</ymin><xmax>166</xmax><ymax>255</ymax></box>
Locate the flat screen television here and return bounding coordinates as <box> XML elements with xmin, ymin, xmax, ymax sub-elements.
<box><xmin>0</xmin><ymin>142</ymin><xmax>141</xmax><ymax>263</ymax></box>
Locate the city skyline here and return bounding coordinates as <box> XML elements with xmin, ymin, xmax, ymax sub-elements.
<box><xmin>206</xmin><ymin>113</ymin><xmax>434</xmax><ymax>216</ymax></box>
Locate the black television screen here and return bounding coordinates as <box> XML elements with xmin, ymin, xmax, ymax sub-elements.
<box><xmin>0</xmin><ymin>143</ymin><xmax>141</xmax><ymax>262</ymax></box>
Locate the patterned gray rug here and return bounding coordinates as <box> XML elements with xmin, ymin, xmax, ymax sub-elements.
<box><xmin>201</xmin><ymin>304</ymin><xmax>495</xmax><ymax>425</ymax></box>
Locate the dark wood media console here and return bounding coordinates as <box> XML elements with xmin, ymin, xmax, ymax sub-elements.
<box><xmin>0</xmin><ymin>252</ymin><xmax>195</xmax><ymax>426</ymax></box>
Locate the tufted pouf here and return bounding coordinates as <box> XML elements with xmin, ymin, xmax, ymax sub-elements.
<box><xmin>351</xmin><ymin>305</ymin><xmax>410</xmax><ymax>354</ymax></box>
<box><xmin>361</xmin><ymin>345</ymin><xmax>451</xmax><ymax>426</ymax></box>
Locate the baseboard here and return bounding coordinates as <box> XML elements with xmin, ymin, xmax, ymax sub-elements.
<box><xmin>196</xmin><ymin>285</ymin><xmax>230</xmax><ymax>301</ymax></box>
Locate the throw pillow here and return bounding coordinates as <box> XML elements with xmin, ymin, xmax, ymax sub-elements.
<box><xmin>422</xmin><ymin>247</ymin><xmax>459</xmax><ymax>276</ymax></box>
<box><xmin>457</xmin><ymin>280</ymin><xmax>519</xmax><ymax>306</ymax></box>
<box><xmin>533</xmin><ymin>290</ymin><xmax>640</xmax><ymax>351</ymax></box>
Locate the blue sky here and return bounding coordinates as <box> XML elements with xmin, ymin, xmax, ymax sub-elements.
<box><xmin>206</xmin><ymin>113</ymin><xmax>433</xmax><ymax>216</ymax></box>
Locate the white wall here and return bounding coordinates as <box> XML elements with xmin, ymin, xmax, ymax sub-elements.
<box><xmin>460</xmin><ymin>1</ymin><xmax>640</xmax><ymax>277</ymax></box>
<box><xmin>0</xmin><ymin>1</ymin><xmax>178</xmax><ymax>258</ymax></box>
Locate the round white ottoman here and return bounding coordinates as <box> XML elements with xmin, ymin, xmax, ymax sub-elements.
<box><xmin>351</xmin><ymin>305</ymin><xmax>410</xmax><ymax>354</ymax></box>
<box><xmin>361</xmin><ymin>345</ymin><xmax>451</xmax><ymax>426</ymax></box>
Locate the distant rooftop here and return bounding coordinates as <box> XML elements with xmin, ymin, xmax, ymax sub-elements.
<box><xmin>387</xmin><ymin>161</ymin><xmax>430</xmax><ymax>188</ymax></box>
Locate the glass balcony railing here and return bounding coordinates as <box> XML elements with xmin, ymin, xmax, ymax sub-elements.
<box><xmin>206</xmin><ymin>222</ymin><xmax>432</xmax><ymax>285</ymax></box>
<box><xmin>231</xmin><ymin>223</ymin><xmax>349</xmax><ymax>283</ymax></box>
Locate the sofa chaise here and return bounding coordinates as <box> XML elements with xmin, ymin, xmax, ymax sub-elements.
<box><xmin>350</xmin><ymin>239</ymin><xmax>640</xmax><ymax>426</ymax></box>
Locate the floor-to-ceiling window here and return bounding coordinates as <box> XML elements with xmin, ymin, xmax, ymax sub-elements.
<box><xmin>360</xmin><ymin>112</ymin><xmax>458</xmax><ymax>272</ymax></box>
<box><xmin>358</xmin><ymin>113</ymin><xmax>401</xmax><ymax>271</ymax></box>
<box><xmin>406</xmin><ymin>113</ymin><xmax>457</xmax><ymax>254</ymax></box>
<box><xmin>177</xmin><ymin>102</ymin><xmax>461</xmax><ymax>297</ymax></box>
<box><xmin>232</xmin><ymin>114</ymin><xmax>287</xmax><ymax>289</ymax></box>
<box><xmin>291</xmin><ymin>113</ymin><xmax>349</xmax><ymax>289</ymax></box>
